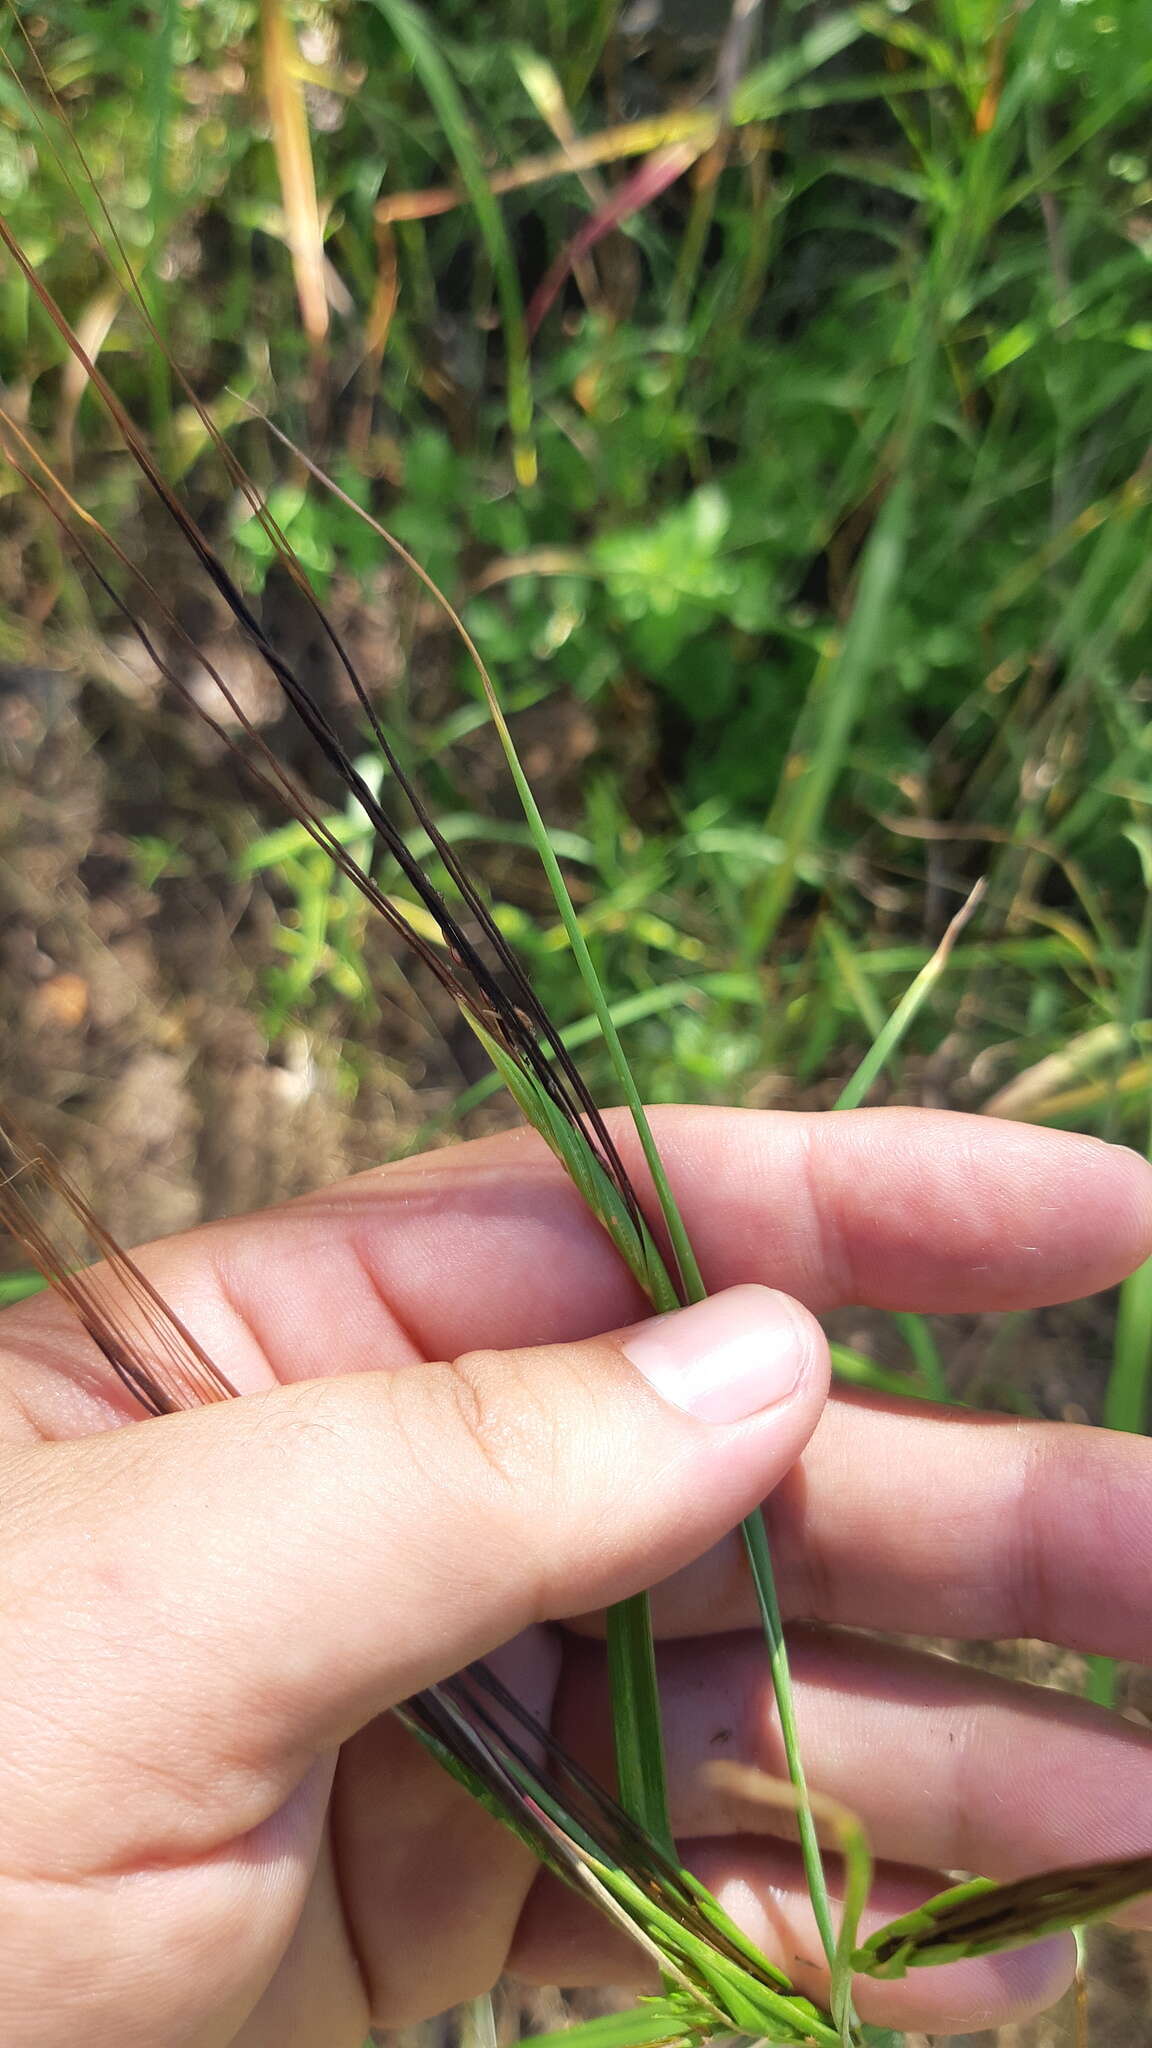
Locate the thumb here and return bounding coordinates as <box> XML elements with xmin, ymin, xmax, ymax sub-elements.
<box><xmin>3</xmin><ymin>1285</ymin><xmax>827</xmax><ymax>1834</ymax></box>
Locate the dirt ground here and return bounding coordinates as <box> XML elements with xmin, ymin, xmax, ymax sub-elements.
<box><xmin>2</xmin><ymin>653</ymin><xmax>1151</xmax><ymax>2048</ymax></box>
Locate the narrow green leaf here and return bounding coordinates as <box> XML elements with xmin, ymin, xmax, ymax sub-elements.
<box><xmin>0</xmin><ymin>1270</ymin><xmax>46</xmax><ymax>1305</ymax></box>
<box><xmin>751</xmin><ymin>454</ymin><xmax>922</xmax><ymax>960</ymax></box>
<box><xmin>517</xmin><ymin>2003</ymin><xmax>710</xmax><ymax>2048</ymax></box>
<box><xmin>891</xmin><ymin>1313</ymin><xmax>949</xmax><ymax>1403</ymax></box>
<box><xmin>730</xmin><ymin>14</ymin><xmax>867</xmax><ymax>122</ymax></box>
<box><xmin>1105</xmin><ymin>1254</ymin><xmax>1152</xmax><ymax>1424</ymax></box>
<box><xmin>741</xmin><ymin>1510</ymin><xmax>837</xmax><ymax>1969</ymax></box>
<box><xmin>606</xmin><ymin>1594</ymin><xmax>674</xmax><ymax>1860</ymax></box>
<box><xmin>367</xmin><ymin>0</ymin><xmax>535</xmax><ymax>483</ymax></box>
<box><xmin>830</xmin><ymin>1341</ymin><xmax>939</xmax><ymax>1402</ymax></box>
<box><xmin>469</xmin><ymin>668</ymin><xmax>706</xmax><ymax>1303</ymax></box>
<box><xmin>1103</xmin><ymin>880</ymin><xmax>1152</xmax><ymax>1433</ymax></box>
<box><xmin>833</xmin><ymin>882</ymin><xmax>985</xmax><ymax>1112</ymax></box>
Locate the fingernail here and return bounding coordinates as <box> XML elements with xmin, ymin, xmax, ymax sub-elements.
<box><xmin>622</xmin><ymin>1285</ymin><xmax>809</xmax><ymax>1423</ymax></box>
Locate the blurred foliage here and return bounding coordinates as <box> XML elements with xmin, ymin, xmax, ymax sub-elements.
<box><xmin>2</xmin><ymin>0</ymin><xmax>1152</xmax><ymax>1132</ymax></box>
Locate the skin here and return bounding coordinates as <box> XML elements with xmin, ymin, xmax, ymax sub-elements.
<box><xmin>1</xmin><ymin>1106</ymin><xmax>1152</xmax><ymax>2045</ymax></box>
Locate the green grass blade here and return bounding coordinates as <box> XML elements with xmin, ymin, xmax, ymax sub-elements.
<box><xmin>472</xmin><ymin>673</ymin><xmax>840</xmax><ymax>1934</ymax></box>
<box><xmin>472</xmin><ymin>670</ymin><xmax>706</xmax><ymax>1303</ymax></box>
<box><xmin>729</xmin><ymin>13</ymin><xmax>867</xmax><ymax>122</ymax></box>
<box><xmin>1094</xmin><ymin>862</ymin><xmax>1152</xmax><ymax>1703</ymax></box>
<box><xmin>1105</xmin><ymin>1253</ymin><xmax>1152</xmax><ymax>1435</ymax></box>
<box><xmin>741</xmin><ymin>1509</ymin><xmax>836</xmax><ymax>1968</ymax></box>
<box><xmin>1103</xmin><ymin>872</ymin><xmax>1152</xmax><ymax>1433</ymax></box>
<box><xmin>830</xmin><ymin>1339</ymin><xmax>941</xmax><ymax>1402</ymax></box>
<box><xmin>0</xmin><ymin>1271</ymin><xmax>46</xmax><ymax>1305</ymax></box>
<box><xmin>470</xmin><ymin>1024</ymin><xmax>677</xmax><ymax>1846</ymax></box>
<box><xmin>368</xmin><ymin>0</ymin><xmax>536</xmax><ymax>484</ymax></box>
<box><xmin>833</xmin><ymin>881</ymin><xmax>985</xmax><ymax>1111</ymax></box>
<box><xmin>892</xmin><ymin>1313</ymin><xmax>949</xmax><ymax>1402</ymax></box>
<box><xmin>606</xmin><ymin>1594</ymin><xmax>674</xmax><ymax>1861</ymax></box>
<box><xmin>750</xmin><ymin>466</ymin><xmax>918</xmax><ymax>960</ymax></box>
<box><xmin>822</xmin><ymin>920</ymin><xmax>886</xmax><ymax>1041</ymax></box>
<box><xmin>518</xmin><ymin>2005</ymin><xmax>710</xmax><ymax>2048</ymax></box>
<box><xmin>828</xmin><ymin>1801</ymin><xmax>871</xmax><ymax>2043</ymax></box>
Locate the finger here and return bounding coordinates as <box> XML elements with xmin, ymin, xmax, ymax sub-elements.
<box><xmin>145</xmin><ymin>1109</ymin><xmax>1152</xmax><ymax>1360</ymax></box>
<box><xmin>330</xmin><ymin>1650</ymin><xmax>557</xmax><ymax>2029</ymax></box>
<box><xmin>608</xmin><ymin>1397</ymin><xmax>1152</xmax><ymax>1666</ymax></box>
<box><xmin>0</xmin><ymin>1284</ymin><xmax>828</xmax><ymax>1876</ymax></box>
<box><xmin>556</xmin><ymin>1628</ymin><xmax>1152</xmax><ymax>1916</ymax></box>
<box><xmin>4</xmin><ymin>1110</ymin><xmax>1148</xmax><ymax>1435</ymax></box>
<box><xmin>508</xmin><ymin>1835</ymin><xmax>1075</xmax><ymax>2035</ymax></box>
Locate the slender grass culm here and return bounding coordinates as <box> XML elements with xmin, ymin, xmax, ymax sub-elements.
<box><xmin>4</xmin><ymin>17</ymin><xmax>1152</xmax><ymax>2048</ymax></box>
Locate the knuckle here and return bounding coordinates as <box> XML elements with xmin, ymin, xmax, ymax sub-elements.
<box><xmin>439</xmin><ymin>1347</ymin><xmax>559</xmax><ymax>1499</ymax></box>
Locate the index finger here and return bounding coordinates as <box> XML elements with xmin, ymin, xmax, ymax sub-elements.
<box><xmin>3</xmin><ymin>1108</ymin><xmax>1149</xmax><ymax>1429</ymax></box>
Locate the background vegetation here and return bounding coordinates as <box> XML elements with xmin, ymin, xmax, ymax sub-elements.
<box><xmin>5</xmin><ymin>0</ymin><xmax>1152</xmax><ymax>1123</ymax></box>
<box><xmin>2</xmin><ymin>2</ymin><xmax>1152</xmax><ymax>2033</ymax></box>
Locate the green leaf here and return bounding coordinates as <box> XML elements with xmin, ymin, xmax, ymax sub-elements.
<box><xmin>517</xmin><ymin>1999</ymin><xmax>712</xmax><ymax>2048</ymax></box>
<box><xmin>731</xmin><ymin>15</ymin><xmax>868</xmax><ymax>122</ymax></box>
<box><xmin>366</xmin><ymin>0</ymin><xmax>535</xmax><ymax>483</ymax></box>
<box><xmin>0</xmin><ymin>1271</ymin><xmax>46</xmax><ymax>1305</ymax></box>
<box><xmin>833</xmin><ymin>882</ymin><xmax>985</xmax><ymax>1112</ymax></box>
<box><xmin>606</xmin><ymin>1594</ymin><xmax>674</xmax><ymax>1860</ymax></box>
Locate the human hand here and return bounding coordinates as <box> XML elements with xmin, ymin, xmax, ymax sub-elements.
<box><xmin>1</xmin><ymin>1108</ymin><xmax>1150</xmax><ymax>2046</ymax></box>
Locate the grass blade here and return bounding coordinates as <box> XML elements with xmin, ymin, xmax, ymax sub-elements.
<box><xmin>833</xmin><ymin>881</ymin><xmax>986</xmax><ymax>1112</ymax></box>
<box><xmin>1103</xmin><ymin>869</ymin><xmax>1152</xmax><ymax>1433</ymax></box>
<box><xmin>0</xmin><ymin>1271</ymin><xmax>47</xmax><ymax>1305</ymax></box>
<box><xmin>1105</xmin><ymin>1256</ymin><xmax>1152</xmax><ymax>1434</ymax></box>
<box><xmin>606</xmin><ymin>1595</ymin><xmax>674</xmax><ymax>1859</ymax></box>
<box><xmin>368</xmin><ymin>0</ymin><xmax>536</xmax><ymax>484</ymax></box>
<box><xmin>740</xmin><ymin>1509</ymin><xmax>836</xmax><ymax>1966</ymax></box>
<box><xmin>750</xmin><ymin>468</ymin><xmax>918</xmax><ymax>961</ymax></box>
<box><xmin>518</xmin><ymin>2006</ymin><xmax>708</xmax><ymax>2048</ymax></box>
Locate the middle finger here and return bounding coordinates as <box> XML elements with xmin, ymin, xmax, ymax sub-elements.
<box><xmin>555</xmin><ymin>1624</ymin><xmax>1152</xmax><ymax>1901</ymax></box>
<box><xmin>584</xmin><ymin>1394</ymin><xmax>1152</xmax><ymax>1664</ymax></box>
